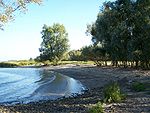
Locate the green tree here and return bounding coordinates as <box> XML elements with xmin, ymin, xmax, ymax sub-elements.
<box><xmin>87</xmin><ymin>0</ymin><xmax>150</xmax><ymax>68</ymax></box>
<box><xmin>81</xmin><ymin>45</ymin><xmax>108</xmax><ymax>66</ymax></box>
<box><xmin>68</xmin><ymin>50</ymin><xmax>82</xmax><ymax>61</ymax></box>
<box><xmin>0</xmin><ymin>0</ymin><xmax>42</xmax><ymax>29</ymax></box>
<box><xmin>39</xmin><ymin>23</ymin><xmax>69</xmax><ymax>64</ymax></box>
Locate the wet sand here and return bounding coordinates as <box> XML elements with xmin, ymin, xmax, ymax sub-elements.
<box><xmin>0</xmin><ymin>65</ymin><xmax>150</xmax><ymax>113</ymax></box>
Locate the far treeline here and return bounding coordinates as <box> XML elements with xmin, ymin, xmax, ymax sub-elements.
<box><xmin>36</xmin><ymin>0</ymin><xmax>150</xmax><ymax>69</ymax></box>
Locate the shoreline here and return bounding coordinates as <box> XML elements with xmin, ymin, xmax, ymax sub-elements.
<box><xmin>0</xmin><ymin>65</ymin><xmax>150</xmax><ymax>113</ymax></box>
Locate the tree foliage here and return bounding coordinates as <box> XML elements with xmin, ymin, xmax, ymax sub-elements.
<box><xmin>39</xmin><ymin>23</ymin><xmax>69</xmax><ymax>64</ymax></box>
<box><xmin>0</xmin><ymin>0</ymin><xmax>42</xmax><ymax>29</ymax></box>
<box><xmin>81</xmin><ymin>45</ymin><xmax>108</xmax><ymax>66</ymax></box>
<box><xmin>87</xmin><ymin>0</ymin><xmax>150</xmax><ymax>69</ymax></box>
<box><xmin>68</xmin><ymin>50</ymin><xmax>82</xmax><ymax>61</ymax></box>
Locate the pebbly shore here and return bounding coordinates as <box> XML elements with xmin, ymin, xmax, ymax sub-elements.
<box><xmin>0</xmin><ymin>65</ymin><xmax>149</xmax><ymax>113</ymax></box>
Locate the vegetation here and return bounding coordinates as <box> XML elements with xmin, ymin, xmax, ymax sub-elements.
<box><xmin>0</xmin><ymin>62</ymin><xmax>18</xmax><ymax>67</ymax></box>
<box><xmin>88</xmin><ymin>82</ymin><xmax>126</xmax><ymax>112</ymax></box>
<box><xmin>103</xmin><ymin>82</ymin><xmax>125</xmax><ymax>103</ymax></box>
<box><xmin>88</xmin><ymin>102</ymin><xmax>104</xmax><ymax>113</ymax></box>
<box><xmin>86</xmin><ymin>0</ymin><xmax>150</xmax><ymax>69</ymax></box>
<box><xmin>0</xmin><ymin>59</ymin><xmax>39</xmax><ymax>67</ymax></box>
<box><xmin>2</xmin><ymin>0</ymin><xmax>150</xmax><ymax>69</ymax></box>
<box><xmin>0</xmin><ymin>60</ymin><xmax>94</xmax><ymax>68</ymax></box>
<box><xmin>0</xmin><ymin>0</ymin><xmax>42</xmax><ymax>30</ymax></box>
<box><xmin>39</xmin><ymin>23</ymin><xmax>69</xmax><ymax>65</ymax></box>
<box><xmin>132</xmin><ymin>82</ymin><xmax>146</xmax><ymax>92</ymax></box>
<box><xmin>57</xmin><ymin>61</ymin><xmax>94</xmax><ymax>65</ymax></box>
<box><xmin>81</xmin><ymin>46</ymin><xmax>109</xmax><ymax>66</ymax></box>
<box><xmin>36</xmin><ymin>60</ymin><xmax>94</xmax><ymax>66</ymax></box>
<box><xmin>68</xmin><ymin>50</ymin><xmax>83</xmax><ymax>61</ymax></box>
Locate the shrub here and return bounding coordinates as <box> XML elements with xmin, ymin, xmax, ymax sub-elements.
<box><xmin>103</xmin><ymin>82</ymin><xmax>125</xmax><ymax>103</ymax></box>
<box><xmin>43</xmin><ymin>60</ymin><xmax>51</xmax><ymax>66</ymax></box>
<box><xmin>0</xmin><ymin>62</ymin><xmax>18</xmax><ymax>67</ymax></box>
<box><xmin>88</xmin><ymin>102</ymin><xmax>104</xmax><ymax>113</ymax></box>
<box><xmin>132</xmin><ymin>82</ymin><xmax>146</xmax><ymax>92</ymax></box>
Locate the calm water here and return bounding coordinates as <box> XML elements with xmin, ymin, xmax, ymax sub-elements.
<box><xmin>0</xmin><ymin>68</ymin><xmax>84</xmax><ymax>104</ymax></box>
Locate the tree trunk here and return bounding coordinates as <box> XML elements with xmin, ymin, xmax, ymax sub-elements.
<box><xmin>135</xmin><ymin>61</ymin><xmax>138</xmax><ymax>68</ymax></box>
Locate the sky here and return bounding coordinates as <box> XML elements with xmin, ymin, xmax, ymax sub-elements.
<box><xmin>0</xmin><ymin>0</ymin><xmax>108</xmax><ymax>61</ymax></box>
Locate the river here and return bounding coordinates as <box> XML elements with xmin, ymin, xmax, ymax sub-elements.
<box><xmin>0</xmin><ymin>68</ymin><xmax>84</xmax><ymax>105</ymax></box>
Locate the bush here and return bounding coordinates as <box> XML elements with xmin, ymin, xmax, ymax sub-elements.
<box><xmin>88</xmin><ymin>102</ymin><xmax>104</xmax><ymax>113</ymax></box>
<box><xmin>132</xmin><ymin>82</ymin><xmax>146</xmax><ymax>92</ymax></box>
<box><xmin>103</xmin><ymin>82</ymin><xmax>125</xmax><ymax>103</ymax></box>
<box><xmin>0</xmin><ymin>62</ymin><xmax>18</xmax><ymax>67</ymax></box>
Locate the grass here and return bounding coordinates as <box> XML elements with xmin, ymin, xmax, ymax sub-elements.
<box><xmin>88</xmin><ymin>82</ymin><xmax>126</xmax><ymax>112</ymax></box>
<box><xmin>131</xmin><ymin>81</ymin><xmax>150</xmax><ymax>94</ymax></box>
<box><xmin>103</xmin><ymin>82</ymin><xmax>125</xmax><ymax>103</ymax></box>
<box><xmin>59</xmin><ymin>61</ymin><xmax>94</xmax><ymax>65</ymax></box>
<box><xmin>131</xmin><ymin>82</ymin><xmax>146</xmax><ymax>92</ymax></box>
<box><xmin>41</xmin><ymin>60</ymin><xmax>95</xmax><ymax>66</ymax></box>
<box><xmin>88</xmin><ymin>102</ymin><xmax>104</xmax><ymax>113</ymax></box>
<box><xmin>0</xmin><ymin>60</ymin><xmax>37</xmax><ymax>67</ymax></box>
<box><xmin>0</xmin><ymin>60</ymin><xmax>94</xmax><ymax>67</ymax></box>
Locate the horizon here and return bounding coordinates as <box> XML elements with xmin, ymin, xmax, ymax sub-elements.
<box><xmin>0</xmin><ymin>0</ymin><xmax>110</xmax><ymax>61</ymax></box>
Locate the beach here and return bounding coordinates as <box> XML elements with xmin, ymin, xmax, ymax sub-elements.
<box><xmin>0</xmin><ymin>65</ymin><xmax>150</xmax><ymax>113</ymax></box>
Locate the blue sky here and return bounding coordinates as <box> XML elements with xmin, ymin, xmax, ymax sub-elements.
<box><xmin>0</xmin><ymin>0</ymin><xmax>108</xmax><ymax>61</ymax></box>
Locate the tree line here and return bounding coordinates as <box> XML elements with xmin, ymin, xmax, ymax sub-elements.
<box><xmin>1</xmin><ymin>0</ymin><xmax>150</xmax><ymax>69</ymax></box>
<box><xmin>86</xmin><ymin>0</ymin><xmax>150</xmax><ymax>69</ymax></box>
<box><xmin>37</xmin><ymin>0</ymin><xmax>150</xmax><ymax>69</ymax></box>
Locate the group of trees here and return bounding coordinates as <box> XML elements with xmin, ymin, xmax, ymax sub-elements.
<box><xmin>2</xmin><ymin>0</ymin><xmax>150</xmax><ymax>69</ymax></box>
<box><xmin>38</xmin><ymin>0</ymin><xmax>150</xmax><ymax>69</ymax></box>
<box><xmin>86</xmin><ymin>0</ymin><xmax>150</xmax><ymax>69</ymax></box>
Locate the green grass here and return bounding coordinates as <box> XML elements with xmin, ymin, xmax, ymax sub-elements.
<box><xmin>88</xmin><ymin>102</ymin><xmax>104</xmax><ymax>113</ymax></box>
<box><xmin>43</xmin><ymin>60</ymin><xmax>95</xmax><ymax>66</ymax></box>
<box><xmin>103</xmin><ymin>82</ymin><xmax>125</xmax><ymax>103</ymax></box>
<box><xmin>0</xmin><ymin>60</ymin><xmax>37</xmax><ymax>67</ymax></box>
<box><xmin>0</xmin><ymin>60</ymin><xmax>94</xmax><ymax>67</ymax></box>
<box><xmin>59</xmin><ymin>61</ymin><xmax>94</xmax><ymax>65</ymax></box>
<box><xmin>131</xmin><ymin>82</ymin><xmax>146</xmax><ymax>92</ymax></box>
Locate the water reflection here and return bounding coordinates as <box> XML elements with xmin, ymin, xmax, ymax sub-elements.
<box><xmin>0</xmin><ymin>68</ymin><xmax>84</xmax><ymax>104</ymax></box>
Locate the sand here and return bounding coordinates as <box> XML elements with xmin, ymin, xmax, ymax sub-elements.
<box><xmin>0</xmin><ymin>65</ymin><xmax>149</xmax><ymax>113</ymax></box>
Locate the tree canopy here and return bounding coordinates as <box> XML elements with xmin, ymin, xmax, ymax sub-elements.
<box><xmin>39</xmin><ymin>23</ymin><xmax>69</xmax><ymax>64</ymax></box>
<box><xmin>0</xmin><ymin>0</ymin><xmax>42</xmax><ymax>29</ymax></box>
<box><xmin>87</xmin><ymin>0</ymin><xmax>150</xmax><ymax>68</ymax></box>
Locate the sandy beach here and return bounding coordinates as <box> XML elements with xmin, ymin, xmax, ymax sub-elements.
<box><xmin>0</xmin><ymin>65</ymin><xmax>150</xmax><ymax>113</ymax></box>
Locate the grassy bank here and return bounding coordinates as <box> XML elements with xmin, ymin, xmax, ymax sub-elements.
<box><xmin>0</xmin><ymin>60</ymin><xmax>36</xmax><ymax>67</ymax></box>
<box><xmin>0</xmin><ymin>60</ymin><xmax>94</xmax><ymax>68</ymax></box>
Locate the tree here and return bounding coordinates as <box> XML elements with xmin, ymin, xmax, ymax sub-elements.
<box><xmin>68</xmin><ymin>50</ymin><xmax>82</xmax><ymax>61</ymax></box>
<box><xmin>0</xmin><ymin>0</ymin><xmax>42</xmax><ymax>29</ymax></box>
<box><xmin>87</xmin><ymin>0</ymin><xmax>150</xmax><ymax>68</ymax></box>
<box><xmin>39</xmin><ymin>23</ymin><xmax>69</xmax><ymax>64</ymax></box>
<box><xmin>81</xmin><ymin>45</ymin><xmax>109</xmax><ymax>66</ymax></box>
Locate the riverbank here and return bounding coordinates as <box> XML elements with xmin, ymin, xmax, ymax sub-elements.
<box><xmin>0</xmin><ymin>65</ymin><xmax>150</xmax><ymax>113</ymax></box>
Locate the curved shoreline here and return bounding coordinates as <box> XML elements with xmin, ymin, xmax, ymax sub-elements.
<box><xmin>0</xmin><ymin>65</ymin><xmax>150</xmax><ymax>113</ymax></box>
<box><xmin>0</xmin><ymin>68</ymin><xmax>84</xmax><ymax>105</ymax></box>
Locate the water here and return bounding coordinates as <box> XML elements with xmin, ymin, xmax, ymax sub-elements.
<box><xmin>0</xmin><ymin>68</ymin><xmax>84</xmax><ymax>104</ymax></box>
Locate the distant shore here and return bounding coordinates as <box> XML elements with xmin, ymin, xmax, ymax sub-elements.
<box><xmin>0</xmin><ymin>65</ymin><xmax>150</xmax><ymax>113</ymax></box>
